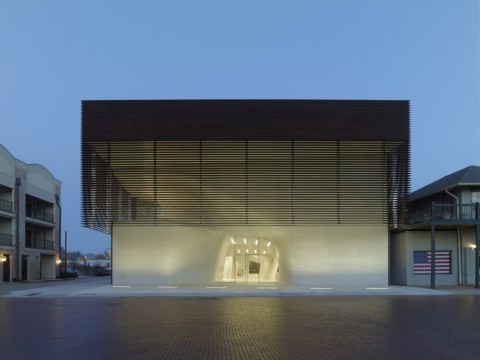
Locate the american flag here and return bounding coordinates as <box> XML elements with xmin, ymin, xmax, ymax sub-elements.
<box><xmin>413</xmin><ymin>251</ymin><xmax>451</xmax><ymax>275</ymax></box>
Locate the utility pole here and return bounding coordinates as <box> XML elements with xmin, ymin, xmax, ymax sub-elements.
<box><xmin>64</xmin><ymin>231</ymin><xmax>67</xmax><ymax>279</ymax></box>
<box><xmin>475</xmin><ymin>202</ymin><xmax>479</xmax><ymax>289</ymax></box>
<box><xmin>431</xmin><ymin>202</ymin><xmax>436</xmax><ymax>289</ymax></box>
<box><xmin>55</xmin><ymin>194</ymin><xmax>61</xmax><ymax>278</ymax></box>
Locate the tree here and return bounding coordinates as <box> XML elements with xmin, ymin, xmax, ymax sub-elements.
<box><xmin>94</xmin><ymin>249</ymin><xmax>111</xmax><ymax>260</ymax></box>
<box><xmin>67</xmin><ymin>251</ymin><xmax>82</xmax><ymax>261</ymax></box>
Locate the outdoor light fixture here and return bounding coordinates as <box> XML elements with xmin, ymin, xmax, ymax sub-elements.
<box><xmin>56</xmin><ymin>258</ymin><xmax>61</xmax><ymax>264</ymax></box>
<box><xmin>0</xmin><ymin>255</ymin><xmax>6</xmax><ymax>262</ymax></box>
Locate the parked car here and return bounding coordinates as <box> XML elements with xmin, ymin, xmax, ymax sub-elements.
<box><xmin>60</xmin><ymin>267</ymin><xmax>78</xmax><ymax>278</ymax></box>
<box><xmin>94</xmin><ymin>267</ymin><xmax>111</xmax><ymax>276</ymax></box>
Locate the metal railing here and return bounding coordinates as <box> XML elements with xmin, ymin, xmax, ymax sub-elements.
<box><xmin>0</xmin><ymin>199</ymin><xmax>13</xmax><ymax>213</ymax></box>
<box><xmin>26</xmin><ymin>239</ymin><xmax>55</xmax><ymax>250</ymax></box>
<box><xmin>27</xmin><ymin>210</ymin><xmax>55</xmax><ymax>223</ymax></box>
<box><xmin>0</xmin><ymin>233</ymin><xmax>13</xmax><ymax>246</ymax></box>
<box><xmin>409</xmin><ymin>203</ymin><xmax>479</xmax><ymax>225</ymax></box>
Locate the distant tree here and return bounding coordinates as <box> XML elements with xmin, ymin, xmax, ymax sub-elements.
<box><xmin>94</xmin><ymin>249</ymin><xmax>111</xmax><ymax>260</ymax></box>
<box><xmin>67</xmin><ymin>251</ymin><xmax>83</xmax><ymax>261</ymax></box>
<box><xmin>94</xmin><ymin>253</ymin><xmax>107</xmax><ymax>260</ymax></box>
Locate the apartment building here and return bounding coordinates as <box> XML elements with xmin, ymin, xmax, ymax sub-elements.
<box><xmin>0</xmin><ymin>144</ymin><xmax>61</xmax><ymax>282</ymax></box>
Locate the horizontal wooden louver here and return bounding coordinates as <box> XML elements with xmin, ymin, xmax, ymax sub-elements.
<box><xmin>201</xmin><ymin>141</ymin><xmax>246</xmax><ymax>224</ymax></box>
<box><xmin>81</xmin><ymin>100</ymin><xmax>410</xmax><ymax>233</ymax></box>
<box><xmin>248</xmin><ymin>141</ymin><xmax>292</xmax><ymax>225</ymax></box>
<box><xmin>294</xmin><ymin>141</ymin><xmax>338</xmax><ymax>224</ymax></box>
<box><xmin>82</xmin><ymin>140</ymin><xmax>409</xmax><ymax>231</ymax></box>
<box><xmin>337</xmin><ymin>141</ymin><xmax>386</xmax><ymax>224</ymax></box>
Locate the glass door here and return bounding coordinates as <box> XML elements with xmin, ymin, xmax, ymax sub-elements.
<box><xmin>234</xmin><ymin>254</ymin><xmax>261</xmax><ymax>283</ymax></box>
<box><xmin>216</xmin><ymin>236</ymin><xmax>279</xmax><ymax>283</ymax></box>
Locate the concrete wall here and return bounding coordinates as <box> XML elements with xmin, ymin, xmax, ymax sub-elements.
<box><xmin>112</xmin><ymin>224</ymin><xmax>388</xmax><ymax>287</ymax></box>
<box><xmin>391</xmin><ymin>229</ymin><xmax>478</xmax><ymax>287</ymax></box>
<box><xmin>0</xmin><ymin>145</ymin><xmax>15</xmax><ymax>188</ymax></box>
<box><xmin>459</xmin><ymin>228</ymin><xmax>477</xmax><ymax>285</ymax></box>
<box><xmin>390</xmin><ymin>232</ymin><xmax>407</xmax><ymax>285</ymax></box>
<box><xmin>26</xmin><ymin>165</ymin><xmax>58</xmax><ymax>203</ymax></box>
<box><xmin>405</xmin><ymin>231</ymin><xmax>458</xmax><ymax>286</ymax></box>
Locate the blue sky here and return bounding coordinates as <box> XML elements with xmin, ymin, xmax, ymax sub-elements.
<box><xmin>1</xmin><ymin>0</ymin><xmax>478</xmax><ymax>254</ymax></box>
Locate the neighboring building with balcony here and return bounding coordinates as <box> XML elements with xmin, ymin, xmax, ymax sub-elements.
<box><xmin>0</xmin><ymin>144</ymin><xmax>61</xmax><ymax>282</ymax></box>
<box><xmin>81</xmin><ymin>100</ymin><xmax>410</xmax><ymax>287</ymax></box>
<box><xmin>391</xmin><ymin>166</ymin><xmax>480</xmax><ymax>287</ymax></box>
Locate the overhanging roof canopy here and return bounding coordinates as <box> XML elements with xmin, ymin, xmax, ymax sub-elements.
<box><xmin>82</xmin><ymin>100</ymin><xmax>410</xmax><ymax>142</ymax></box>
<box><xmin>81</xmin><ymin>100</ymin><xmax>410</xmax><ymax>233</ymax></box>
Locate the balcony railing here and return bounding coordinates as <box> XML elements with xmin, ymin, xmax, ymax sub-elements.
<box><xmin>0</xmin><ymin>233</ymin><xmax>13</xmax><ymax>246</ymax></box>
<box><xmin>27</xmin><ymin>210</ymin><xmax>55</xmax><ymax>223</ymax></box>
<box><xmin>409</xmin><ymin>203</ymin><xmax>479</xmax><ymax>225</ymax></box>
<box><xmin>0</xmin><ymin>199</ymin><xmax>13</xmax><ymax>213</ymax></box>
<box><xmin>26</xmin><ymin>239</ymin><xmax>55</xmax><ymax>250</ymax></box>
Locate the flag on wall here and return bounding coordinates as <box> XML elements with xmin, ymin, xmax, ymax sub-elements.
<box><xmin>413</xmin><ymin>251</ymin><xmax>451</xmax><ymax>275</ymax></box>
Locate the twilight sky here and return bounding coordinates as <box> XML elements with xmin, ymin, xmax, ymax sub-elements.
<box><xmin>1</xmin><ymin>0</ymin><xmax>478</xmax><ymax>254</ymax></box>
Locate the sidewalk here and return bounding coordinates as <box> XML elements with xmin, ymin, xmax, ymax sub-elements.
<box><xmin>3</xmin><ymin>277</ymin><xmax>479</xmax><ymax>297</ymax></box>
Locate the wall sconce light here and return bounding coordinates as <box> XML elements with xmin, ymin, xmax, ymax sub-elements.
<box><xmin>472</xmin><ymin>245</ymin><xmax>477</xmax><ymax>251</ymax></box>
<box><xmin>56</xmin><ymin>258</ymin><xmax>62</xmax><ymax>264</ymax></box>
<box><xmin>0</xmin><ymin>255</ymin><xmax>7</xmax><ymax>262</ymax></box>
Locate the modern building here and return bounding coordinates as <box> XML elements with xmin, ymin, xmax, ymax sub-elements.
<box><xmin>0</xmin><ymin>144</ymin><xmax>62</xmax><ymax>282</ymax></box>
<box><xmin>391</xmin><ymin>165</ymin><xmax>480</xmax><ymax>287</ymax></box>
<box><xmin>81</xmin><ymin>100</ymin><xmax>410</xmax><ymax>287</ymax></box>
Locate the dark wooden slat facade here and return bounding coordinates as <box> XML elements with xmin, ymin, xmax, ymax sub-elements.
<box><xmin>81</xmin><ymin>100</ymin><xmax>410</xmax><ymax>233</ymax></box>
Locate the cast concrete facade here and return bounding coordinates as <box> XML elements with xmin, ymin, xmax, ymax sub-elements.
<box><xmin>113</xmin><ymin>225</ymin><xmax>388</xmax><ymax>287</ymax></box>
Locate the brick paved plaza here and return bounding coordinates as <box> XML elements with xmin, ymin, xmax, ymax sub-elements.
<box><xmin>1</xmin><ymin>294</ymin><xmax>480</xmax><ymax>360</ymax></box>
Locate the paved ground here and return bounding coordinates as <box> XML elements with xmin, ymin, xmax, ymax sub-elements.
<box><xmin>2</xmin><ymin>276</ymin><xmax>479</xmax><ymax>297</ymax></box>
<box><xmin>1</xmin><ymin>278</ymin><xmax>480</xmax><ymax>359</ymax></box>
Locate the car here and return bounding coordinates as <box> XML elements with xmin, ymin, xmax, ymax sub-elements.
<box><xmin>60</xmin><ymin>267</ymin><xmax>78</xmax><ymax>278</ymax></box>
<box><xmin>94</xmin><ymin>267</ymin><xmax>111</xmax><ymax>276</ymax></box>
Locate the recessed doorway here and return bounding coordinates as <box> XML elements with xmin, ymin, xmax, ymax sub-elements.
<box><xmin>2</xmin><ymin>254</ymin><xmax>10</xmax><ymax>282</ymax></box>
<box><xmin>216</xmin><ymin>236</ymin><xmax>279</xmax><ymax>283</ymax></box>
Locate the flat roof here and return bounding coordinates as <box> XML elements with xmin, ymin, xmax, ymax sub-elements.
<box><xmin>82</xmin><ymin>99</ymin><xmax>410</xmax><ymax>142</ymax></box>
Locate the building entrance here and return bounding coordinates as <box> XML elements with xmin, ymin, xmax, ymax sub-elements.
<box><xmin>234</xmin><ymin>254</ymin><xmax>264</xmax><ymax>283</ymax></box>
<box><xmin>21</xmin><ymin>255</ymin><xmax>28</xmax><ymax>281</ymax></box>
<box><xmin>216</xmin><ymin>236</ymin><xmax>279</xmax><ymax>283</ymax></box>
<box><xmin>2</xmin><ymin>254</ymin><xmax>10</xmax><ymax>282</ymax></box>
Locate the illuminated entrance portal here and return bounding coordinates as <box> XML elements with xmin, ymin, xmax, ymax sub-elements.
<box><xmin>217</xmin><ymin>237</ymin><xmax>279</xmax><ymax>283</ymax></box>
